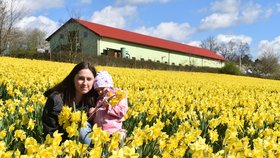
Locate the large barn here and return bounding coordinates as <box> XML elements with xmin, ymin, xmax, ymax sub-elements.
<box><xmin>46</xmin><ymin>18</ymin><xmax>225</xmax><ymax>68</ymax></box>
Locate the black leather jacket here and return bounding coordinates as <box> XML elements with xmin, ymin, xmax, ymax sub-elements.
<box><xmin>42</xmin><ymin>92</ymin><xmax>92</xmax><ymax>142</ymax></box>
<box><xmin>42</xmin><ymin>93</ymin><xmax>67</xmax><ymax>141</ymax></box>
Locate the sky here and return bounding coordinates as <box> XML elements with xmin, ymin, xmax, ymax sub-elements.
<box><xmin>11</xmin><ymin>0</ymin><xmax>280</xmax><ymax>59</ymax></box>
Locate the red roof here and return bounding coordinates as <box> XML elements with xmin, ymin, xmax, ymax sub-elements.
<box><xmin>50</xmin><ymin>18</ymin><xmax>225</xmax><ymax>61</ymax></box>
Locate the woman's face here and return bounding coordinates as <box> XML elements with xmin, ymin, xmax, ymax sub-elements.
<box><xmin>74</xmin><ymin>68</ymin><xmax>94</xmax><ymax>97</ymax></box>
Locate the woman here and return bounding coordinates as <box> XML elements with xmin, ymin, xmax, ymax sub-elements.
<box><xmin>42</xmin><ymin>61</ymin><xmax>98</xmax><ymax>142</ymax></box>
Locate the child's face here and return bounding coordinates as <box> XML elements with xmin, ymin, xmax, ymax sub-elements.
<box><xmin>95</xmin><ymin>87</ymin><xmax>107</xmax><ymax>96</ymax></box>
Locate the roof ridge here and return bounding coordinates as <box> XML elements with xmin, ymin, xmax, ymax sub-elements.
<box><xmin>61</xmin><ymin>18</ymin><xmax>225</xmax><ymax>61</ymax></box>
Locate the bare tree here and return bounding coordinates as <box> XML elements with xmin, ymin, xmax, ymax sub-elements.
<box><xmin>0</xmin><ymin>0</ymin><xmax>25</xmax><ymax>54</ymax></box>
<box><xmin>217</xmin><ymin>39</ymin><xmax>250</xmax><ymax>66</ymax></box>
<box><xmin>255</xmin><ymin>48</ymin><xmax>279</xmax><ymax>76</ymax></box>
<box><xmin>218</xmin><ymin>41</ymin><xmax>237</xmax><ymax>61</ymax></box>
<box><xmin>200</xmin><ymin>36</ymin><xmax>251</xmax><ymax>67</ymax></box>
<box><xmin>199</xmin><ymin>36</ymin><xmax>220</xmax><ymax>53</ymax></box>
<box><xmin>66</xmin><ymin>7</ymin><xmax>81</xmax><ymax>19</ymax></box>
<box><xmin>236</xmin><ymin>41</ymin><xmax>250</xmax><ymax>68</ymax></box>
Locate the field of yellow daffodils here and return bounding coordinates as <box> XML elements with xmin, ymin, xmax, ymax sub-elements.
<box><xmin>1</xmin><ymin>57</ymin><xmax>280</xmax><ymax>157</ymax></box>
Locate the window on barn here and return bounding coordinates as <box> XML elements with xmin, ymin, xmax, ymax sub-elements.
<box><xmin>83</xmin><ymin>32</ymin><xmax>88</xmax><ymax>38</ymax></box>
<box><xmin>60</xmin><ymin>34</ymin><xmax>64</xmax><ymax>39</ymax></box>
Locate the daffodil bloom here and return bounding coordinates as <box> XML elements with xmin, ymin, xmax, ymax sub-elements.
<box><xmin>45</xmin><ymin>131</ymin><xmax>63</xmax><ymax>146</ymax></box>
<box><xmin>66</xmin><ymin>123</ymin><xmax>79</xmax><ymax>137</ymax></box>
<box><xmin>129</xmin><ymin>128</ymin><xmax>145</xmax><ymax>147</ymax></box>
<box><xmin>109</xmin><ymin>132</ymin><xmax>121</xmax><ymax>152</ymax></box>
<box><xmin>24</xmin><ymin>137</ymin><xmax>38</xmax><ymax>155</ymax></box>
<box><xmin>19</xmin><ymin>107</ymin><xmax>26</xmax><ymax>115</ymax></box>
<box><xmin>58</xmin><ymin>106</ymin><xmax>88</xmax><ymax>137</ymax></box>
<box><xmin>71</xmin><ymin>111</ymin><xmax>83</xmax><ymax>123</ymax></box>
<box><xmin>0</xmin><ymin>141</ymin><xmax>6</xmax><ymax>153</ymax></box>
<box><xmin>27</xmin><ymin>119</ymin><xmax>35</xmax><ymax>130</ymax></box>
<box><xmin>1</xmin><ymin>151</ymin><xmax>13</xmax><ymax>158</ymax></box>
<box><xmin>0</xmin><ymin>131</ymin><xmax>6</xmax><ymax>140</ymax></box>
<box><xmin>15</xmin><ymin>130</ymin><xmax>26</xmax><ymax>141</ymax></box>
<box><xmin>209</xmin><ymin>129</ymin><xmax>219</xmax><ymax>143</ymax></box>
<box><xmin>0</xmin><ymin>111</ymin><xmax>4</xmax><ymax>120</ymax></box>
<box><xmin>62</xmin><ymin>140</ymin><xmax>78</xmax><ymax>156</ymax></box>
<box><xmin>89</xmin><ymin>124</ymin><xmax>110</xmax><ymax>146</ymax></box>
<box><xmin>110</xmin><ymin>146</ymin><xmax>139</xmax><ymax>158</ymax></box>
<box><xmin>89</xmin><ymin>146</ymin><xmax>102</xmax><ymax>158</ymax></box>
<box><xmin>123</xmin><ymin>146</ymin><xmax>139</xmax><ymax>158</ymax></box>
<box><xmin>58</xmin><ymin>106</ymin><xmax>72</xmax><ymax>126</ymax></box>
<box><xmin>26</xmin><ymin>105</ymin><xmax>35</xmax><ymax>113</ymax></box>
<box><xmin>107</xmin><ymin>89</ymin><xmax>127</xmax><ymax>106</ymax></box>
<box><xmin>14</xmin><ymin>149</ymin><xmax>21</xmax><ymax>157</ymax></box>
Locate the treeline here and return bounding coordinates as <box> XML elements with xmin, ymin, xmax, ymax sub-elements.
<box><xmin>200</xmin><ymin>36</ymin><xmax>280</xmax><ymax>80</ymax></box>
<box><xmin>3</xmin><ymin>51</ymin><xmax>279</xmax><ymax>80</ymax></box>
<box><xmin>5</xmin><ymin>52</ymin><xmax>221</xmax><ymax>73</ymax></box>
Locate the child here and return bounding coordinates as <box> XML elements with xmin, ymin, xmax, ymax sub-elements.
<box><xmin>89</xmin><ymin>70</ymin><xmax>128</xmax><ymax>146</ymax></box>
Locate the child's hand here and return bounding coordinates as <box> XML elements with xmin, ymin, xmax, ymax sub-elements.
<box><xmin>88</xmin><ymin>107</ymin><xmax>96</xmax><ymax>121</ymax></box>
<box><xmin>103</xmin><ymin>93</ymin><xmax>115</xmax><ymax>107</ymax></box>
<box><xmin>88</xmin><ymin>107</ymin><xmax>96</xmax><ymax>115</ymax></box>
<box><xmin>102</xmin><ymin>100</ymin><xmax>110</xmax><ymax>109</ymax></box>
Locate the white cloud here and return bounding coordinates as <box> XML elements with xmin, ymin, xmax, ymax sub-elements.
<box><xmin>239</xmin><ymin>2</ymin><xmax>261</xmax><ymax>24</ymax></box>
<box><xmin>199</xmin><ymin>0</ymin><xmax>273</xmax><ymax>31</ymax></box>
<box><xmin>187</xmin><ymin>41</ymin><xmax>202</xmax><ymax>47</ymax></box>
<box><xmin>216</xmin><ymin>34</ymin><xmax>252</xmax><ymax>44</ymax></box>
<box><xmin>199</xmin><ymin>13</ymin><xmax>237</xmax><ymax>30</ymax></box>
<box><xmin>15</xmin><ymin>16</ymin><xmax>59</xmax><ymax>37</ymax></box>
<box><xmin>133</xmin><ymin>22</ymin><xmax>194</xmax><ymax>42</ymax></box>
<box><xmin>199</xmin><ymin>0</ymin><xmax>239</xmax><ymax>30</ymax></box>
<box><xmin>14</xmin><ymin>0</ymin><xmax>65</xmax><ymax>13</ymax></box>
<box><xmin>257</xmin><ymin>36</ymin><xmax>280</xmax><ymax>57</ymax></box>
<box><xmin>116</xmin><ymin>0</ymin><xmax>170</xmax><ymax>5</ymax></box>
<box><xmin>90</xmin><ymin>6</ymin><xmax>137</xmax><ymax>28</ymax></box>
<box><xmin>210</xmin><ymin>0</ymin><xmax>240</xmax><ymax>13</ymax></box>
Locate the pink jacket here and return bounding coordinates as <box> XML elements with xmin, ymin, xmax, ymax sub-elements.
<box><xmin>93</xmin><ymin>88</ymin><xmax>128</xmax><ymax>135</ymax></box>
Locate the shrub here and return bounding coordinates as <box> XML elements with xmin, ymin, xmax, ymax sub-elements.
<box><xmin>220</xmin><ymin>61</ymin><xmax>240</xmax><ymax>75</ymax></box>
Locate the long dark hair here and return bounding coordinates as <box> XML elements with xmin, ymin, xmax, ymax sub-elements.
<box><xmin>44</xmin><ymin>61</ymin><xmax>98</xmax><ymax>107</ymax></box>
